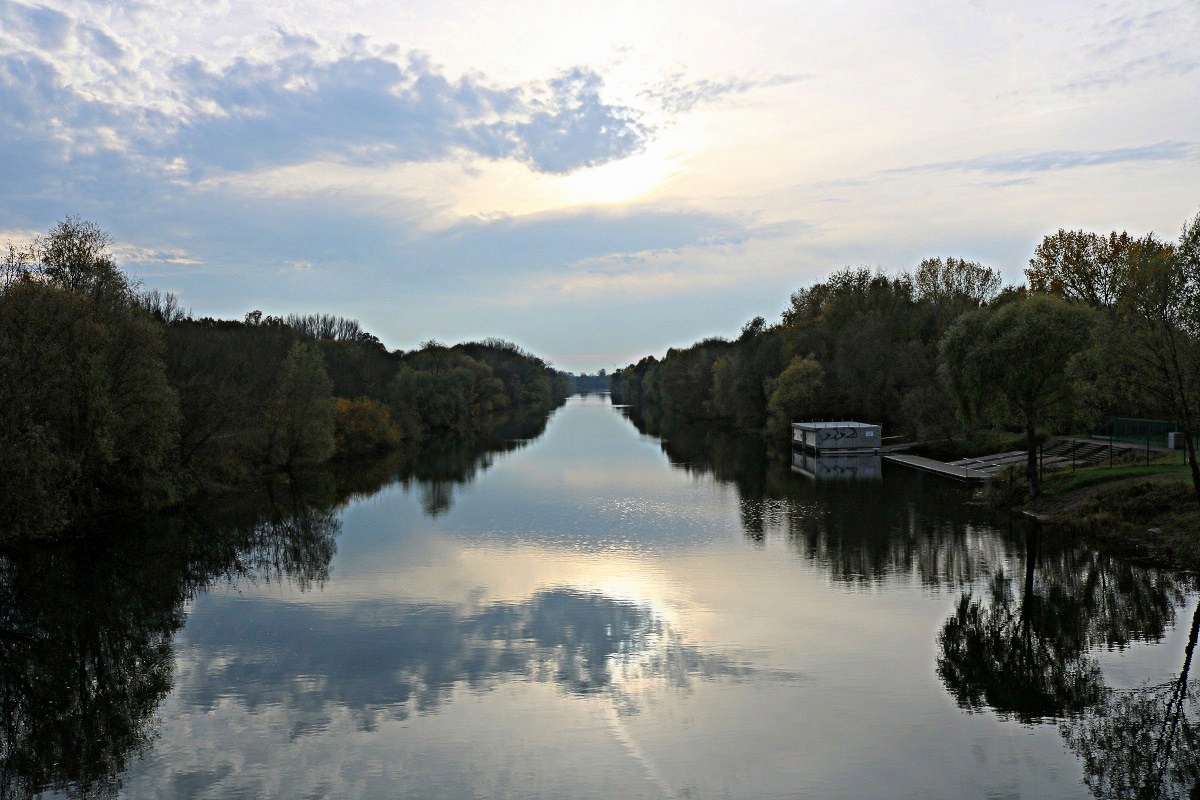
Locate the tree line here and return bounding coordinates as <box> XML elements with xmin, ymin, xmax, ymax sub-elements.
<box><xmin>612</xmin><ymin>210</ymin><xmax>1200</xmax><ymax>499</ymax></box>
<box><xmin>0</xmin><ymin>217</ymin><xmax>571</xmax><ymax>539</ymax></box>
<box><xmin>563</xmin><ymin>368</ymin><xmax>609</xmax><ymax>394</ymax></box>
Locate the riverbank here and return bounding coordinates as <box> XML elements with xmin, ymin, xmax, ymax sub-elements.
<box><xmin>1001</xmin><ymin>459</ymin><xmax>1200</xmax><ymax>570</ymax></box>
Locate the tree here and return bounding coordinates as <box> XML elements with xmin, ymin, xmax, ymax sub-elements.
<box><xmin>914</xmin><ymin>256</ymin><xmax>1002</xmax><ymax>319</ymax></box>
<box><xmin>0</xmin><ymin>220</ymin><xmax>180</xmax><ymax>535</ymax></box>
<box><xmin>35</xmin><ymin>216</ymin><xmax>131</xmax><ymax>303</ymax></box>
<box><xmin>940</xmin><ymin>295</ymin><xmax>1094</xmax><ymax>497</ymax></box>
<box><xmin>765</xmin><ymin>355</ymin><xmax>824</xmax><ymax>434</ymax></box>
<box><xmin>334</xmin><ymin>397</ymin><xmax>402</xmax><ymax>458</ymax></box>
<box><xmin>162</xmin><ymin>316</ymin><xmax>301</xmax><ymax>477</ymax></box>
<box><xmin>265</xmin><ymin>343</ymin><xmax>336</xmax><ymax>469</ymax></box>
<box><xmin>1105</xmin><ymin>230</ymin><xmax>1200</xmax><ymax>501</ymax></box>
<box><xmin>1027</xmin><ymin>229</ymin><xmax>1132</xmax><ymax>309</ymax></box>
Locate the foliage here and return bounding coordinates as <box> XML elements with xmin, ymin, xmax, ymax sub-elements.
<box><xmin>0</xmin><ymin>217</ymin><xmax>570</xmax><ymax>540</ymax></box>
<box><xmin>564</xmin><ymin>369</ymin><xmax>610</xmax><ymax>393</ymax></box>
<box><xmin>285</xmin><ymin>312</ymin><xmax>381</xmax><ymax>344</ymax></box>
<box><xmin>452</xmin><ymin>338</ymin><xmax>570</xmax><ymax>406</ymax></box>
<box><xmin>913</xmin><ymin>256</ymin><xmax>1002</xmax><ymax>316</ymax></box>
<box><xmin>614</xmin><ymin>260</ymin><xmax>1002</xmax><ymax>441</ymax></box>
<box><xmin>334</xmin><ymin>397</ymin><xmax>403</xmax><ymax>458</ymax></box>
<box><xmin>765</xmin><ymin>355</ymin><xmax>824</xmax><ymax>436</ymax></box>
<box><xmin>1109</xmin><ymin>228</ymin><xmax>1200</xmax><ymax>501</ymax></box>
<box><xmin>0</xmin><ymin>222</ymin><xmax>180</xmax><ymax>535</ymax></box>
<box><xmin>1024</xmin><ymin>214</ymin><xmax>1200</xmax><ymax>503</ymax></box>
<box><xmin>1026</xmin><ymin>229</ymin><xmax>1132</xmax><ymax>308</ymax></box>
<box><xmin>939</xmin><ymin>295</ymin><xmax>1095</xmax><ymax>497</ymax></box>
<box><xmin>162</xmin><ymin>315</ymin><xmax>300</xmax><ymax>480</ymax></box>
<box><xmin>265</xmin><ymin>343</ymin><xmax>336</xmax><ymax>469</ymax></box>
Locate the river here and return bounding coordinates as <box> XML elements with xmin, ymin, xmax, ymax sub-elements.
<box><xmin>6</xmin><ymin>393</ymin><xmax>1197</xmax><ymax>799</ymax></box>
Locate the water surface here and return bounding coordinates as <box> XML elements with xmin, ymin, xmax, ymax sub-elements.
<box><xmin>7</xmin><ymin>394</ymin><xmax>1197</xmax><ymax>798</ymax></box>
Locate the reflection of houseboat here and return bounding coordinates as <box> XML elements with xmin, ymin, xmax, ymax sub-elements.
<box><xmin>791</xmin><ymin>421</ymin><xmax>882</xmax><ymax>453</ymax></box>
<box><xmin>791</xmin><ymin>450</ymin><xmax>882</xmax><ymax>482</ymax></box>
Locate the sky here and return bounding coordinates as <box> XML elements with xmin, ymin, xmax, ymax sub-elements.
<box><xmin>1</xmin><ymin>0</ymin><xmax>1198</xmax><ymax>372</ymax></box>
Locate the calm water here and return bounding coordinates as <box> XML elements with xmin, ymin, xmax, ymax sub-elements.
<box><xmin>6</xmin><ymin>394</ymin><xmax>1198</xmax><ymax>799</ymax></box>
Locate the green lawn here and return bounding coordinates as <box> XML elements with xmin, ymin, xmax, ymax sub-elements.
<box><xmin>1042</xmin><ymin>462</ymin><xmax>1191</xmax><ymax>495</ymax></box>
<box><xmin>1019</xmin><ymin>459</ymin><xmax>1200</xmax><ymax>570</ymax></box>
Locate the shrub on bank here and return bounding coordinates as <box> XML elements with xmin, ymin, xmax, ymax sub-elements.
<box><xmin>335</xmin><ymin>397</ymin><xmax>402</xmax><ymax>458</ymax></box>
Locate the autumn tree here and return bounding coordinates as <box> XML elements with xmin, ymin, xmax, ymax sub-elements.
<box><xmin>1107</xmin><ymin>225</ymin><xmax>1200</xmax><ymax>501</ymax></box>
<box><xmin>1027</xmin><ymin>229</ymin><xmax>1132</xmax><ymax>308</ymax></box>
<box><xmin>334</xmin><ymin>397</ymin><xmax>402</xmax><ymax>458</ymax></box>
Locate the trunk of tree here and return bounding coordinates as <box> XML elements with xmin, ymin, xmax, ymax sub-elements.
<box><xmin>1142</xmin><ymin>599</ymin><xmax>1200</xmax><ymax>796</ymax></box>
<box><xmin>1180</xmin><ymin>422</ymin><xmax>1200</xmax><ymax>505</ymax></box>
<box><xmin>1023</xmin><ymin>525</ymin><xmax>1037</xmax><ymax>603</ymax></box>
<box><xmin>1026</xmin><ymin>423</ymin><xmax>1040</xmax><ymax>498</ymax></box>
<box><xmin>1178</xmin><ymin>599</ymin><xmax>1200</xmax><ymax>689</ymax></box>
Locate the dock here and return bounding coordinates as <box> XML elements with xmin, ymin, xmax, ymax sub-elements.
<box><xmin>883</xmin><ymin>453</ymin><xmax>988</xmax><ymax>482</ymax></box>
<box><xmin>792</xmin><ymin>418</ymin><xmax>1129</xmax><ymax>484</ymax></box>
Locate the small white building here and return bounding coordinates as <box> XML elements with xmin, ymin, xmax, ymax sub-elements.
<box><xmin>791</xmin><ymin>421</ymin><xmax>882</xmax><ymax>452</ymax></box>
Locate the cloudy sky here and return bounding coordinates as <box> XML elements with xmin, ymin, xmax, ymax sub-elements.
<box><xmin>2</xmin><ymin>0</ymin><xmax>1198</xmax><ymax>371</ymax></box>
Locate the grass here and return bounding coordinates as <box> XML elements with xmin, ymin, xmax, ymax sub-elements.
<box><xmin>1044</xmin><ymin>463</ymin><xmax>1189</xmax><ymax>493</ymax></box>
<box><xmin>999</xmin><ymin>450</ymin><xmax>1200</xmax><ymax>570</ymax></box>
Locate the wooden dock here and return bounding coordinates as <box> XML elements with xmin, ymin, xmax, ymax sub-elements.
<box><xmin>883</xmin><ymin>453</ymin><xmax>988</xmax><ymax>482</ymax></box>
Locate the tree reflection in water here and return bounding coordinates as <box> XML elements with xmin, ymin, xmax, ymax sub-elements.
<box><xmin>0</xmin><ymin>399</ymin><xmax>568</xmax><ymax>798</ymax></box>
<box><xmin>942</xmin><ymin>527</ymin><xmax>1184</xmax><ymax>714</ymax></box>
<box><xmin>0</xmin><ymin>478</ymin><xmax>341</xmax><ymax>799</ymax></box>
<box><xmin>620</xmin><ymin>401</ymin><xmax>1200</xmax><ymax>798</ymax></box>
<box><xmin>619</xmin><ymin>402</ymin><xmax>1018</xmax><ymax>588</ymax></box>
<box><xmin>374</xmin><ymin>402</ymin><xmax>564</xmax><ymax>517</ymax></box>
<box><xmin>1063</xmin><ymin>602</ymin><xmax>1200</xmax><ymax>799</ymax></box>
<box><xmin>937</xmin><ymin>529</ymin><xmax>1107</xmax><ymax>721</ymax></box>
<box><xmin>936</xmin><ymin>526</ymin><xmax>1199</xmax><ymax>798</ymax></box>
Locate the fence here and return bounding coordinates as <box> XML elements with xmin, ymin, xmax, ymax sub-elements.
<box><xmin>1093</xmin><ymin>417</ymin><xmax>1179</xmax><ymax>448</ymax></box>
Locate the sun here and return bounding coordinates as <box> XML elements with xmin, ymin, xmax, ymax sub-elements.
<box><xmin>557</xmin><ymin>147</ymin><xmax>680</xmax><ymax>206</ymax></box>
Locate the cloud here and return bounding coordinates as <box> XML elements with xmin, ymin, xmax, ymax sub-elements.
<box><xmin>0</xmin><ymin>20</ymin><xmax>661</xmax><ymax>261</ymax></box>
<box><xmin>80</xmin><ymin>23</ymin><xmax>126</xmax><ymax>64</ymax></box>
<box><xmin>1086</xmin><ymin>5</ymin><xmax>1179</xmax><ymax>58</ymax></box>
<box><xmin>177</xmin><ymin>587</ymin><xmax>780</xmax><ymax>721</ymax></box>
<box><xmin>1057</xmin><ymin>50</ymin><xmax>1200</xmax><ymax>93</ymax></box>
<box><xmin>644</xmin><ymin>72</ymin><xmax>809</xmax><ymax>114</ymax></box>
<box><xmin>1048</xmin><ymin>3</ymin><xmax>1200</xmax><ymax>93</ymax></box>
<box><xmin>0</xmin><ymin>50</ymin><xmax>148</xmax><ymax>208</ymax></box>
<box><xmin>509</xmin><ymin>219</ymin><xmax>809</xmax><ymax>303</ymax></box>
<box><xmin>0</xmin><ymin>227</ymin><xmax>44</xmax><ymax>244</ymax></box>
<box><xmin>110</xmin><ymin>242</ymin><xmax>202</xmax><ymax>266</ymax></box>
<box><xmin>387</xmin><ymin>205</ymin><xmax>736</xmax><ymax>280</ymax></box>
<box><xmin>167</xmin><ymin>51</ymin><xmax>647</xmax><ymax>176</ymax></box>
<box><xmin>0</xmin><ymin>18</ymin><xmax>655</xmax><ymax>232</ymax></box>
<box><xmin>511</xmin><ymin>68</ymin><xmax>651</xmax><ymax>173</ymax></box>
<box><xmin>0</xmin><ymin>2</ymin><xmax>71</xmax><ymax>51</ymax></box>
<box><xmin>889</xmin><ymin>141</ymin><xmax>1195</xmax><ymax>175</ymax></box>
